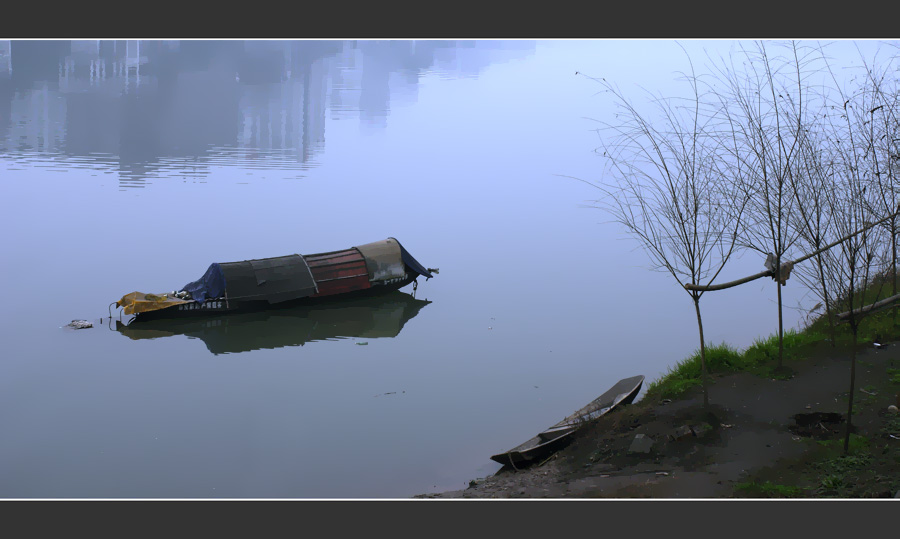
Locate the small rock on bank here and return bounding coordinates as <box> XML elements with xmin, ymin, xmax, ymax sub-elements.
<box><xmin>629</xmin><ymin>433</ymin><xmax>654</xmax><ymax>454</ymax></box>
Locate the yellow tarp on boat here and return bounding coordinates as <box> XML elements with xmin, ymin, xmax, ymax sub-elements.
<box><xmin>117</xmin><ymin>291</ymin><xmax>190</xmax><ymax>315</ymax></box>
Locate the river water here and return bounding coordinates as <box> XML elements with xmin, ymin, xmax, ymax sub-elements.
<box><xmin>0</xmin><ymin>39</ymin><xmax>888</xmax><ymax>498</ymax></box>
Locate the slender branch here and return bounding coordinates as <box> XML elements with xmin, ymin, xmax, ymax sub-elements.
<box><xmin>835</xmin><ymin>292</ymin><xmax>900</xmax><ymax>320</ymax></box>
<box><xmin>684</xmin><ymin>206</ymin><xmax>900</xmax><ymax>291</ymax></box>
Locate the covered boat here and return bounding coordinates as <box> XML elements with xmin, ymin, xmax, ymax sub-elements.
<box><xmin>115</xmin><ymin>238</ymin><xmax>436</xmax><ymax>322</ymax></box>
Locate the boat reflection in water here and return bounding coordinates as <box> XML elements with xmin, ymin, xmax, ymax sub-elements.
<box><xmin>115</xmin><ymin>291</ymin><xmax>431</xmax><ymax>355</ymax></box>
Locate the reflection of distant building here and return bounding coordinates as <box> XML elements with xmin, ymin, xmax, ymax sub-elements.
<box><xmin>426</xmin><ymin>40</ymin><xmax>535</xmax><ymax>79</ymax></box>
<box><xmin>61</xmin><ymin>41</ymin><xmax>127</xmax><ymax>95</ymax></box>
<box><xmin>0</xmin><ymin>41</ymin><xmax>10</xmax><ymax>129</ymax></box>
<box><xmin>156</xmin><ymin>61</ymin><xmax>240</xmax><ymax>157</ymax></box>
<box><xmin>303</xmin><ymin>57</ymin><xmax>329</xmax><ymax>159</ymax></box>
<box><xmin>326</xmin><ymin>40</ymin><xmax>536</xmax><ymax>130</ymax></box>
<box><xmin>64</xmin><ymin>91</ymin><xmax>121</xmax><ymax>157</ymax></box>
<box><xmin>0</xmin><ymin>41</ymin><xmax>11</xmax><ymax>76</ymax></box>
<box><xmin>329</xmin><ymin>45</ymin><xmax>362</xmax><ymax>119</ymax></box>
<box><xmin>5</xmin><ymin>82</ymin><xmax>67</xmax><ymax>153</ymax></box>
<box><xmin>237</xmin><ymin>54</ymin><xmax>329</xmax><ymax>162</ymax></box>
<box><xmin>239</xmin><ymin>41</ymin><xmax>288</xmax><ymax>84</ymax></box>
<box><xmin>0</xmin><ymin>40</ymin><xmax>537</xmax><ymax>182</ymax></box>
<box><xmin>56</xmin><ymin>40</ymin><xmax>241</xmax><ymax>174</ymax></box>
<box><xmin>358</xmin><ymin>41</ymin><xmax>396</xmax><ymax>130</ymax></box>
<box><xmin>9</xmin><ymin>41</ymin><xmax>69</xmax><ymax>90</ymax></box>
<box><xmin>235</xmin><ymin>41</ymin><xmax>341</xmax><ymax>161</ymax></box>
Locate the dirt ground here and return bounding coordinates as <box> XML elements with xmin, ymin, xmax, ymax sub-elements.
<box><xmin>417</xmin><ymin>341</ymin><xmax>900</xmax><ymax>498</ymax></box>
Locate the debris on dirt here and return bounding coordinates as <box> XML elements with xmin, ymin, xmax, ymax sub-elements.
<box><xmin>790</xmin><ymin>412</ymin><xmax>844</xmax><ymax>439</ymax></box>
<box><xmin>690</xmin><ymin>423</ymin><xmax>714</xmax><ymax>438</ymax></box>
<box><xmin>793</xmin><ymin>412</ymin><xmax>843</xmax><ymax>426</ymax></box>
<box><xmin>670</xmin><ymin>425</ymin><xmax>693</xmax><ymax>441</ymax></box>
<box><xmin>66</xmin><ymin>320</ymin><xmax>93</xmax><ymax>329</ymax></box>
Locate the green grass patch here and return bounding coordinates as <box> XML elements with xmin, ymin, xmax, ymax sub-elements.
<box><xmin>742</xmin><ymin>329</ymin><xmax>823</xmax><ymax>367</ymax></box>
<box><xmin>888</xmin><ymin>368</ymin><xmax>900</xmax><ymax>384</ymax></box>
<box><xmin>733</xmin><ymin>480</ymin><xmax>806</xmax><ymax>498</ymax></box>
<box><xmin>816</xmin><ymin>433</ymin><xmax>870</xmax><ymax>455</ymax></box>
<box><xmin>812</xmin><ymin>449</ymin><xmax>873</xmax><ymax>496</ymax></box>
<box><xmin>884</xmin><ymin>416</ymin><xmax>900</xmax><ymax>436</ymax></box>
<box><xmin>644</xmin><ymin>272</ymin><xmax>900</xmax><ymax>405</ymax></box>
<box><xmin>819</xmin><ymin>454</ymin><xmax>872</xmax><ymax>475</ymax></box>
<box><xmin>804</xmin><ymin>280</ymin><xmax>900</xmax><ymax>346</ymax></box>
<box><xmin>645</xmin><ymin>376</ymin><xmax>701</xmax><ymax>401</ymax></box>
<box><xmin>644</xmin><ymin>333</ymin><xmax>823</xmax><ymax>401</ymax></box>
<box><xmin>817</xmin><ymin>473</ymin><xmax>845</xmax><ymax>495</ymax></box>
<box><xmin>643</xmin><ymin>343</ymin><xmax>742</xmax><ymax>400</ymax></box>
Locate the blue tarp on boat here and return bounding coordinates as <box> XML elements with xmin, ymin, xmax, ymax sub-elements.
<box><xmin>394</xmin><ymin>238</ymin><xmax>433</xmax><ymax>280</ymax></box>
<box><xmin>182</xmin><ymin>263</ymin><xmax>226</xmax><ymax>302</ymax></box>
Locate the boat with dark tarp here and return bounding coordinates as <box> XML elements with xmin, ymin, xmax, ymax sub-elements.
<box><xmin>490</xmin><ymin>375</ymin><xmax>644</xmax><ymax>468</ymax></box>
<box><xmin>115</xmin><ymin>291</ymin><xmax>432</xmax><ymax>354</ymax></box>
<box><xmin>115</xmin><ymin>238</ymin><xmax>436</xmax><ymax>322</ymax></box>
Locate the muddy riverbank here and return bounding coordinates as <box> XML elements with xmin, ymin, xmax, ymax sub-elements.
<box><xmin>418</xmin><ymin>341</ymin><xmax>900</xmax><ymax>498</ymax></box>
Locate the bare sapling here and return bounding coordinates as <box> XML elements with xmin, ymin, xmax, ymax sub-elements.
<box><xmin>711</xmin><ymin>41</ymin><xmax>817</xmax><ymax>373</ymax></box>
<box><xmin>578</xmin><ymin>49</ymin><xmax>748</xmax><ymax>408</ymax></box>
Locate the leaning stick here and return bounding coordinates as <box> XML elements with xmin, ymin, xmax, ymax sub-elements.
<box><xmin>835</xmin><ymin>292</ymin><xmax>900</xmax><ymax>321</ymax></box>
<box><xmin>684</xmin><ymin>208</ymin><xmax>900</xmax><ymax>292</ymax></box>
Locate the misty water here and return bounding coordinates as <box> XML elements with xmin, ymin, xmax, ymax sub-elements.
<box><xmin>0</xmin><ymin>39</ymin><xmax>888</xmax><ymax>498</ymax></box>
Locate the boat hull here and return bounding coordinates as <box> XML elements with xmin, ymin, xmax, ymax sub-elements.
<box><xmin>489</xmin><ymin>375</ymin><xmax>645</xmax><ymax>468</ymax></box>
<box><xmin>130</xmin><ymin>274</ymin><xmax>417</xmax><ymax>322</ymax></box>
<box><xmin>117</xmin><ymin>290</ymin><xmax>432</xmax><ymax>353</ymax></box>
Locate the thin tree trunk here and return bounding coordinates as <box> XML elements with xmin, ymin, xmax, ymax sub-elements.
<box><xmin>693</xmin><ymin>295</ymin><xmax>709</xmax><ymax>409</ymax></box>
<box><xmin>815</xmin><ymin>253</ymin><xmax>836</xmax><ymax>347</ymax></box>
<box><xmin>777</xmin><ymin>280</ymin><xmax>784</xmax><ymax>369</ymax></box>
<box><xmin>892</xmin><ymin>221</ymin><xmax>897</xmax><ymax>327</ymax></box>
<box><xmin>844</xmin><ymin>325</ymin><xmax>858</xmax><ymax>455</ymax></box>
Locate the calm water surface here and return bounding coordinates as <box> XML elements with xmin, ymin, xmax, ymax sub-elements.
<box><xmin>0</xmin><ymin>39</ymin><xmax>884</xmax><ymax>498</ymax></box>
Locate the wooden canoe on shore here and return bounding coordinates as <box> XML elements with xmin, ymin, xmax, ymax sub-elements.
<box><xmin>490</xmin><ymin>375</ymin><xmax>644</xmax><ymax>468</ymax></box>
